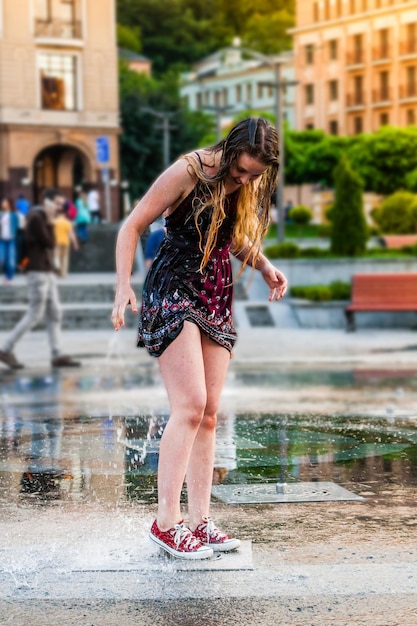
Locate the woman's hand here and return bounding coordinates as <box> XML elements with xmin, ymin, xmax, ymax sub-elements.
<box><xmin>111</xmin><ymin>284</ymin><xmax>138</xmax><ymax>331</ymax></box>
<box><xmin>260</xmin><ymin>262</ymin><xmax>288</xmax><ymax>301</ymax></box>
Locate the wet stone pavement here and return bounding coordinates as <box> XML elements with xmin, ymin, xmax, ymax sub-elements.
<box><xmin>1</xmin><ymin>328</ymin><xmax>417</xmax><ymax>625</ymax></box>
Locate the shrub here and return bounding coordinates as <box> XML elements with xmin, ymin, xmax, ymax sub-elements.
<box><xmin>300</xmin><ymin>247</ymin><xmax>332</xmax><ymax>257</ymax></box>
<box><xmin>288</xmin><ymin>204</ymin><xmax>313</xmax><ymax>237</ymax></box>
<box><xmin>264</xmin><ymin>241</ymin><xmax>300</xmax><ymax>258</ymax></box>
<box><xmin>329</xmin><ymin>280</ymin><xmax>351</xmax><ymax>300</ymax></box>
<box><xmin>290</xmin><ymin>281</ymin><xmax>351</xmax><ymax>302</ymax></box>
<box><xmin>372</xmin><ymin>190</ymin><xmax>417</xmax><ymax>234</ymax></box>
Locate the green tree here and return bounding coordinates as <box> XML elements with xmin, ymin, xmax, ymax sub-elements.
<box><xmin>117</xmin><ymin>0</ymin><xmax>295</xmax><ymax>74</ymax></box>
<box><xmin>117</xmin><ymin>23</ymin><xmax>142</xmax><ymax>52</ymax></box>
<box><xmin>119</xmin><ymin>62</ymin><xmax>214</xmax><ymax>200</ymax></box>
<box><xmin>331</xmin><ymin>155</ymin><xmax>368</xmax><ymax>256</ymax></box>
<box><xmin>348</xmin><ymin>126</ymin><xmax>417</xmax><ymax>194</ymax></box>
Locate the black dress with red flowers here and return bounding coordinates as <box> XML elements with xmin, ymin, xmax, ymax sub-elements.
<box><xmin>137</xmin><ymin>181</ymin><xmax>239</xmax><ymax>357</ymax></box>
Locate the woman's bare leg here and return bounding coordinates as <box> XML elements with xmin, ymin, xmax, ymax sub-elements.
<box><xmin>186</xmin><ymin>333</ymin><xmax>230</xmax><ymax>530</ymax></box>
<box><xmin>156</xmin><ymin>321</ymin><xmax>207</xmax><ymax>530</ymax></box>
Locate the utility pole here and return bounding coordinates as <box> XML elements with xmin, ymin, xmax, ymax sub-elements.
<box><xmin>141</xmin><ymin>108</ymin><xmax>176</xmax><ymax>169</ymax></box>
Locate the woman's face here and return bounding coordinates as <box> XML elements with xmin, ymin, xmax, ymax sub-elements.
<box><xmin>226</xmin><ymin>153</ymin><xmax>268</xmax><ymax>192</ymax></box>
<box><xmin>1</xmin><ymin>199</ymin><xmax>10</xmax><ymax>211</ymax></box>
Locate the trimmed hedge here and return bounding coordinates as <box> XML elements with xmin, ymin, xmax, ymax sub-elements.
<box><xmin>290</xmin><ymin>281</ymin><xmax>351</xmax><ymax>302</ymax></box>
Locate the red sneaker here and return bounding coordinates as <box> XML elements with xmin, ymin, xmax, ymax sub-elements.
<box><xmin>149</xmin><ymin>519</ymin><xmax>213</xmax><ymax>560</ymax></box>
<box><xmin>192</xmin><ymin>516</ymin><xmax>240</xmax><ymax>552</ymax></box>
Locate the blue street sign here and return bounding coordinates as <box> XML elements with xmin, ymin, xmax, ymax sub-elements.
<box><xmin>96</xmin><ymin>136</ymin><xmax>110</xmax><ymax>163</ymax></box>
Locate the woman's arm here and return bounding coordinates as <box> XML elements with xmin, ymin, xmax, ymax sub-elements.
<box><xmin>233</xmin><ymin>236</ymin><xmax>288</xmax><ymax>302</ymax></box>
<box><xmin>111</xmin><ymin>159</ymin><xmax>195</xmax><ymax>330</ymax></box>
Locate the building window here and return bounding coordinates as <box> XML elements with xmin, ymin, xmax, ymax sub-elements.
<box><xmin>313</xmin><ymin>2</ymin><xmax>319</xmax><ymax>21</ymax></box>
<box><xmin>354</xmin><ymin>116</ymin><xmax>363</xmax><ymax>134</ymax></box>
<box><xmin>379</xmin><ymin>28</ymin><xmax>390</xmax><ymax>58</ymax></box>
<box><xmin>246</xmin><ymin>83</ymin><xmax>252</xmax><ymax>103</ymax></box>
<box><xmin>235</xmin><ymin>84</ymin><xmax>242</xmax><ymax>103</ymax></box>
<box><xmin>196</xmin><ymin>93</ymin><xmax>202</xmax><ymax>109</ymax></box>
<box><xmin>305</xmin><ymin>123</ymin><xmax>314</xmax><ymax>130</ymax></box>
<box><xmin>222</xmin><ymin>87</ymin><xmax>228</xmax><ymax>106</ymax></box>
<box><xmin>39</xmin><ymin>53</ymin><xmax>77</xmax><ymax>110</ymax></box>
<box><xmin>329</xmin><ymin>39</ymin><xmax>338</xmax><ymax>61</ymax></box>
<box><xmin>349</xmin><ymin>0</ymin><xmax>355</xmax><ymax>13</ymax></box>
<box><xmin>380</xmin><ymin>70</ymin><xmax>390</xmax><ymax>100</ymax></box>
<box><xmin>353</xmin><ymin>34</ymin><xmax>363</xmax><ymax>64</ymax></box>
<box><xmin>407</xmin><ymin>66</ymin><xmax>416</xmax><ymax>97</ymax></box>
<box><xmin>407</xmin><ymin>109</ymin><xmax>415</xmax><ymax>125</ymax></box>
<box><xmin>257</xmin><ymin>83</ymin><xmax>263</xmax><ymax>99</ymax></box>
<box><xmin>34</xmin><ymin>0</ymin><xmax>81</xmax><ymax>38</ymax></box>
<box><xmin>329</xmin><ymin>120</ymin><xmax>339</xmax><ymax>135</ymax></box>
<box><xmin>406</xmin><ymin>23</ymin><xmax>416</xmax><ymax>54</ymax></box>
<box><xmin>329</xmin><ymin>80</ymin><xmax>339</xmax><ymax>100</ymax></box>
<box><xmin>324</xmin><ymin>0</ymin><xmax>330</xmax><ymax>20</ymax></box>
<box><xmin>305</xmin><ymin>84</ymin><xmax>314</xmax><ymax>105</ymax></box>
<box><xmin>354</xmin><ymin>75</ymin><xmax>364</xmax><ymax>104</ymax></box>
<box><xmin>380</xmin><ymin>112</ymin><xmax>389</xmax><ymax>126</ymax></box>
<box><xmin>305</xmin><ymin>44</ymin><xmax>314</xmax><ymax>65</ymax></box>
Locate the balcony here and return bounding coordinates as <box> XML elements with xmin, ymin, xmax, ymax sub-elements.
<box><xmin>399</xmin><ymin>84</ymin><xmax>417</xmax><ymax>99</ymax></box>
<box><xmin>346</xmin><ymin>93</ymin><xmax>365</xmax><ymax>108</ymax></box>
<box><xmin>34</xmin><ymin>19</ymin><xmax>82</xmax><ymax>40</ymax></box>
<box><xmin>372</xmin><ymin>88</ymin><xmax>392</xmax><ymax>104</ymax></box>
<box><xmin>372</xmin><ymin>47</ymin><xmax>391</xmax><ymax>62</ymax></box>
<box><xmin>400</xmin><ymin>41</ymin><xmax>417</xmax><ymax>56</ymax></box>
<box><xmin>346</xmin><ymin>51</ymin><xmax>364</xmax><ymax>66</ymax></box>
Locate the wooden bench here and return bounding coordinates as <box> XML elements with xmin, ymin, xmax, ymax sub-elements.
<box><xmin>380</xmin><ymin>235</ymin><xmax>417</xmax><ymax>249</ymax></box>
<box><xmin>345</xmin><ymin>273</ymin><xmax>417</xmax><ymax>331</ymax></box>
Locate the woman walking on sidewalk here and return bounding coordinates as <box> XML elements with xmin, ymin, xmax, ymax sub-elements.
<box><xmin>112</xmin><ymin>118</ymin><xmax>288</xmax><ymax>560</ymax></box>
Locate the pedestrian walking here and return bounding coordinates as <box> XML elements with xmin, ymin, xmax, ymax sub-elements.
<box><xmin>0</xmin><ymin>188</ymin><xmax>81</xmax><ymax>370</ymax></box>
<box><xmin>74</xmin><ymin>190</ymin><xmax>91</xmax><ymax>243</ymax></box>
<box><xmin>0</xmin><ymin>198</ymin><xmax>20</xmax><ymax>284</ymax></box>
<box><xmin>87</xmin><ymin>185</ymin><xmax>101</xmax><ymax>223</ymax></box>
<box><xmin>112</xmin><ymin>117</ymin><xmax>288</xmax><ymax>560</ymax></box>
<box><xmin>54</xmin><ymin>206</ymin><xmax>79</xmax><ymax>277</ymax></box>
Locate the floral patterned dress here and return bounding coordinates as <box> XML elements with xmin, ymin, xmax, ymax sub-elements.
<box><xmin>137</xmin><ymin>181</ymin><xmax>239</xmax><ymax>357</ymax></box>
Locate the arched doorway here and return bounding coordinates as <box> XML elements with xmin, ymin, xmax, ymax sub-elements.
<box><xmin>33</xmin><ymin>144</ymin><xmax>91</xmax><ymax>203</ymax></box>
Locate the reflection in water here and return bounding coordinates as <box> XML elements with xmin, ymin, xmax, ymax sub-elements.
<box><xmin>2</xmin><ymin>368</ymin><xmax>417</xmax><ymax>506</ymax></box>
<box><xmin>2</xmin><ymin>406</ymin><xmax>417</xmax><ymax>506</ymax></box>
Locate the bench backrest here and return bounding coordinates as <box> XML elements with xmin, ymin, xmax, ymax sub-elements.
<box><xmin>351</xmin><ymin>273</ymin><xmax>417</xmax><ymax>306</ymax></box>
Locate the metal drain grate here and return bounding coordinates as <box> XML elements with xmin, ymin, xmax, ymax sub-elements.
<box><xmin>211</xmin><ymin>481</ymin><xmax>365</xmax><ymax>504</ymax></box>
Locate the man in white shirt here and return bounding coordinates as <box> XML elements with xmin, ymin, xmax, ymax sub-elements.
<box><xmin>87</xmin><ymin>186</ymin><xmax>101</xmax><ymax>223</ymax></box>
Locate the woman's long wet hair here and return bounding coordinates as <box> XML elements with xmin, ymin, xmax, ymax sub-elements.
<box><xmin>183</xmin><ymin>117</ymin><xmax>279</xmax><ymax>273</ymax></box>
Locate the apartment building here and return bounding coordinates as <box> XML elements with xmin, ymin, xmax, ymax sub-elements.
<box><xmin>181</xmin><ymin>44</ymin><xmax>296</xmax><ymax>134</ymax></box>
<box><xmin>292</xmin><ymin>0</ymin><xmax>417</xmax><ymax>134</ymax></box>
<box><xmin>0</xmin><ymin>0</ymin><xmax>120</xmax><ymax>216</ymax></box>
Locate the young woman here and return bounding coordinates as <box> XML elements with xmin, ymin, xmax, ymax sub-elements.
<box><xmin>112</xmin><ymin>118</ymin><xmax>288</xmax><ymax>560</ymax></box>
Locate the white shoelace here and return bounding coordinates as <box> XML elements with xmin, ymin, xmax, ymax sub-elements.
<box><xmin>200</xmin><ymin>516</ymin><xmax>222</xmax><ymax>540</ymax></box>
<box><xmin>173</xmin><ymin>523</ymin><xmax>201</xmax><ymax>549</ymax></box>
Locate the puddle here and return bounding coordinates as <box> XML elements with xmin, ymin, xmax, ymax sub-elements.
<box><xmin>1</xmin><ymin>396</ymin><xmax>417</xmax><ymax>506</ymax></box>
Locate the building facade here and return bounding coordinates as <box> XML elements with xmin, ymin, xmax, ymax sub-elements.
<box><xmin>0</xmin><ymin>0</ymin><xmax>120</xmax><ymax>218</ymax></box>
<box><xmin>292</xmin><ymin>0</ymin><xmax>417</xmax><ymax>134</ymax></box>
<box><xmin>180</xmin><ymin>44</ymin><xmax>296</xmax><ymax>134</ymax></box>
